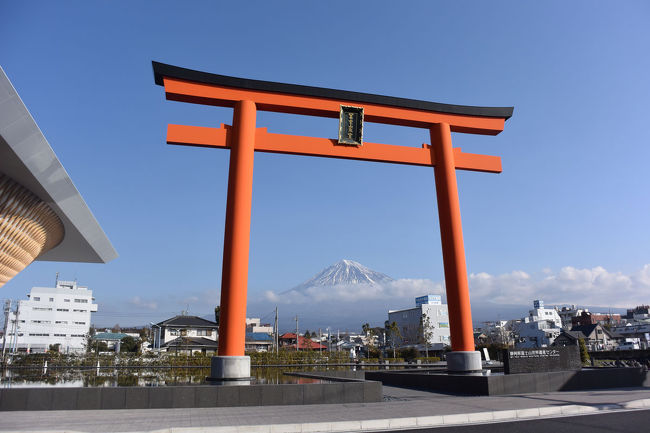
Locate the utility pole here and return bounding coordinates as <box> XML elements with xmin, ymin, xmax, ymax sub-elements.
<box><xmin>274</xmin><ymin>306</ymin><xmax>279</xmax><ymax>354</ymax></box>
<box><xmin>319</xmin><ymin>328</ymin><xmax>322</xmax><ymax>355</ymax></box>
<box><xmin>327</xmin><ymin>327</ymin><xmax>331</xmax><ymax>353</ymax></box>
<box><xmin>2</xmin><ymin>300</ymin><xmax>11</xmax><ymax>358</ymax></box>
<box><xmin>294</xmin><ymin>315</ymin><xmax>299</xmax><ymax>351</ymax></box>
<box><xmin>11</xmin><ymin>302</ymin><xmax>20</xmax><ymax>354</ymax></box>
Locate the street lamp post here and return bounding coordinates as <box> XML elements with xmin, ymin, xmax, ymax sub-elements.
<box><xmin>150</xmin><ymin>323</ymin><xmax>161</xmax><ymax>352</ymax></box>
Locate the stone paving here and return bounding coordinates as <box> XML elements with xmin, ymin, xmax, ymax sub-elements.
<box><xmin>1</xmin><ymin>386</ymin><xmax>649</xmax><ymax>432</ymax></box>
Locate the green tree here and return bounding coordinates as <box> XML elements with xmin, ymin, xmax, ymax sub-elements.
<box><xmin>120</xmin><ymin>336</ymin><xmax>140</xmax><ymax>353</ymax></box>
<box><xmin>399</xmin><ymin>347</ymin><xmax>419</xmax><ymax>361</ymax></box>
<box><xmin>214</xmin><ymin>306</ymin><xmax>220</xmax><ymax>325</ymax></box>
<box><xmin>90</xmin><ymin>340</ymin><xmax>108</xmax><ymax>353</ymax></box>
<box><xmin>578</xmin><ymin>338</ymin><xmax>590</xmax><ymax>364</ymax></box>
<box><xmin>48</xmin><ymin>343</ymin><xmax>61</xmax><ymax>353</ymax></box>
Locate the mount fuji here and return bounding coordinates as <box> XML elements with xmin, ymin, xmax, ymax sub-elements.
<box><xmin>282</xmin><ymin>259</ymin><xmax>394</xmax><ymax>294</ymax></box>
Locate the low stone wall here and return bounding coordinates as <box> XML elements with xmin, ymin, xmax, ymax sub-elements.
<box><xmin>365</xmin><ymin>367</ymin><xmax>650</xmax><ymax>396</ymax></box>
<box><xmin>0</xmin><ymin>381</ymin><xmax>382</xmax><ymax>411</ymax></box>
<box><xmin>286</xmin><ymin>370</ymin><xmax>366</xmax><ymax>381</ymax></box>
<box><xmin>589</xmin><ymin>349</ymin><xmax>650</xmax><ymax>361</ymax></box>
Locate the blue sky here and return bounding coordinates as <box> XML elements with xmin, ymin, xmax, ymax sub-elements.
<box><xmin>2</xmin><ymin>1</ymin><xmax>649</xmax><ymax>330</ymax></box>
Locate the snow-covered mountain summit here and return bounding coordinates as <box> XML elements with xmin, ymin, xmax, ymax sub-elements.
<box><xmin>283</xmin><ymin>260</ymin><xmax>394</xmax><ymax>294</ymax></box>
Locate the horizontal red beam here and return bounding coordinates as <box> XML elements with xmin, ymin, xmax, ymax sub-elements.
<box><xmin>167</xmin><ymin>124</ymin><xmax>501</xmax><ymax>173</ymax></box>
<box><xmin>163</xmin><ymin>78</ymin><xmax>506</xmax><ymax>136</ymax></box>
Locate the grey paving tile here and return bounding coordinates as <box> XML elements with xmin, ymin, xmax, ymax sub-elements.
<box><xmin>1</xmin><ymin>387</ymin><xmax>650</xmax><ymax>433</ymax></box>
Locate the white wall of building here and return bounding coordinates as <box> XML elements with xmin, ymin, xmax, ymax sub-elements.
<box><xmin>160</xmin><ymin>327</ymin><xmax>217</xmax><ymax>344</ymax></box>
<box><xmin>5</xmin><ymin>280</ymin><xmax>97</xmax><ymax>353</ymax></box>
<box><xmin>245</xmin><ymin>317</ymin><xmax>273</xmax><ymax>334</ymax></box>
<box><xmin>554</xmin><ymin>305</ymin><xmax>587</xmax><ymax>329</ymax></box>
<box><xmin>388</xmin><ymin>295</ymin><xmax>450</xmax><ymax>348</ymax></box>
<box><xmin>515</xmin><ymin>300</ymin><xmax>562</xmax><ymax>348</ymax></box>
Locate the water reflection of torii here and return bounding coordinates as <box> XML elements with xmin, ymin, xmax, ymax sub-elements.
<box><xmin>152</xmin><ymin>62</ymin><xmax>513</xmax><ymax>380</ymax></box>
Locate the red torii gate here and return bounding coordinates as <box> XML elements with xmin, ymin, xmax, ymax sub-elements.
<box><xmin>152</xmin><ymin>62</ymin><xmax>513</xmax><ymax>378</ymax></box>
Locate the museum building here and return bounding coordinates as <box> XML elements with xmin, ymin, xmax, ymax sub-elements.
<box><xmin>0</xmin><ymin>67</ymin><xmax>116</xmax><ymax>351</ymax></box>
<box><xmin>0</xmin><ymin>66</ymin><xmax>116</xmax><ymax>288</ymax></box>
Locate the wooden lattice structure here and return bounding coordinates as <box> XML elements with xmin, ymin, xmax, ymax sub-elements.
<box><xmin>0</xmin><ymin>174</ymin><xmax>64</xmax><ymax>287</ymax></box>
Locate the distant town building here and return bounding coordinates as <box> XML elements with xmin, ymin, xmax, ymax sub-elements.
<box><xmin>473</xmin><ymin>332</ymin><xmax>488</xmax><ymax>346</ymax></box>
<box><xmin>478</xmin><ymin>320</ymin><xmax>516</xmax><ymax>346</ymax></box>
<box><xmin>91</xmin><ymin>332</ymin><xmax>131</xmax><ymax>352</ymax></box>
<box><xmin>245</xmin><ymin>332</ymin><xmax>274</xmax><ymax>352</ymax></box>
<box><xmin>4</xmin><ymin>279</ymin><xmax>97</xmax><ymax>353</ymax></box>
<box><xmin>611</xmin><ymin>322</ymin><xmax>650</xmax><ymax>349</ymax></box>
<box><xmin>625</xmin><ymin>305</ymin><xmax>650</xmax><ymax>321</ymax></box>
<box><xmin>387</xmin><ymin>295</ymin><xmax>451</xmax><ymax>349</ymax></box>
<box><xmin>245</xmin><ymin>318</ymin><xmax>273</xmax><ymax>334</ymax></box>
<box><xmin>554</xmin><ymin>305</ymin><xmax>587</xmax><ymax>329</ymax></box>
<box><xmin>552</xmin><ymin>329</ymin><xmax>586</xmax><ymax>347</ymax></box>
<box><xmin>570</xmin><ymin>324</ymin><xmax>617</xmax><ymax>351</ymax></box>
<box><xmin>514</xmin><ymin>300</ymin><xmax>562</xmax><ymax>348</ymax></box>
<box><xmin>279</xmin><ymin>333</ymin><xmax>327</xmax><ymax>350</ymax></box>
<box><xmin>571</xmin><ymin>311</ymin><xmax>621</xmax><ymax>328</ymax></box>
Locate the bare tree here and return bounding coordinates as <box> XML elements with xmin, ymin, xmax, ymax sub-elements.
<box><xmin>385</xmin><ymin>321</ymin><xmax>401</xmax><ymax>358</ymax></box>
<box><xmin>418</xmin><ymin>313</ymin><xmax>434</xmax><ymax>358</ymax></box>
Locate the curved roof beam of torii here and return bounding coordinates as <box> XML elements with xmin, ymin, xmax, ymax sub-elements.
<box><xmin>152</xmin><ymin>61</ymin><xmax>513</xmax><ymax>136</ymax></box>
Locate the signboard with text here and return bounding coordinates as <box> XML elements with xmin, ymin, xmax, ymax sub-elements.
<box><xmin>503</xmin><ymin>346</ymin><xmax>581</xmax><ymax>374</ymax></box>
<box><xmin>338</xmin><ymin>105</ymin><xmax>364</xmax><ymax>146</ymax></box>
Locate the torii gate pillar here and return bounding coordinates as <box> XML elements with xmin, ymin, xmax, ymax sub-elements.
<box><xmin>431</xmin><ymin>122</ymin><xmax>482</xmax><ymax>371</ymax></box>
<box><xmin>211</xmin><ymin>100</ymin><xmax>256</xmax><ymax>381</ymax></box>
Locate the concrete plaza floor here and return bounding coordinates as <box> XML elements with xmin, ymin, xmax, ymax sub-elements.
<box><xmin>1</xmin><ymin>386</ymin><xmax>650</xmax><ymax>432</ymax></box>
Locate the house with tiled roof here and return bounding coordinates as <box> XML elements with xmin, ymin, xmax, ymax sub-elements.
<box><xmin>161</xmin><ymin>336</ymin><xmax>219</xmax><ymax>355</ymax></box>
<box><xmin>279</xmin><ymin>333</ymin><xmax>327</xmax><ymax>350</ymax></box>
<box><xmin>152</xmin><ymin>315</ymin><xmax>218</xmax><ymax>352</ymax></box>
<box><xmin>245</xmin><ymin>332</ymin><xmax>274</xmax><ymax>352</ymax></box>
<box><xmin>552</xmin><ymin>330</ymin><xmax>587</xmax><ymax>347</ymax></box>
<box><xmin>91</xmin><ymin>332</ymin><xmax>131</xmax><ymax>351</ymax></box>
<box><xmin>570</xmin><ymin>324</ymin><xmax>617</xmax><ymax>351</ymax></box>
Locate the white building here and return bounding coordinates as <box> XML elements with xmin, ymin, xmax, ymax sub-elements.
<box><xmin>554</xmin><ymin>304</ymin><xmax>587</xmax><ymax>329</ymax></box>
<box><xmin>515</xmin><ymin>300</ymin><xmax>562</xmax><ymax>348</ymax></box>
<box><xmin>5</xmin><ymin>279</ymin><xmax>97</xmax><ymax>353</ymax></box>
<box><xmin>388</xmin><ymin>295</ymin><xmax>450</xmax><ymax>349</ymax></box>
<box><xmin>245</xmin><ymin>318</ymin><xmax>273</xmax><ymax>334</ymax></box>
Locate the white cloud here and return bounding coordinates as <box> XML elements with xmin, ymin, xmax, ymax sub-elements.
<box><xmin>128</xmin><ymin>296</ymin><xmax>158</xmax><ymax>310</ymax></box>
<box><xmin>264</xmin><ymin>278</ymin><xmax>443</xmax><ymax>304</ymax></box>
<box><xmin>469</xmin><ymin>265</ymin><xmax>649</xmax><ymax>308</ymax></box>
<box><xmin>264</xmin><ymin>264</ymin><xmax>650</xmax><ymax>309</ymax></box>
